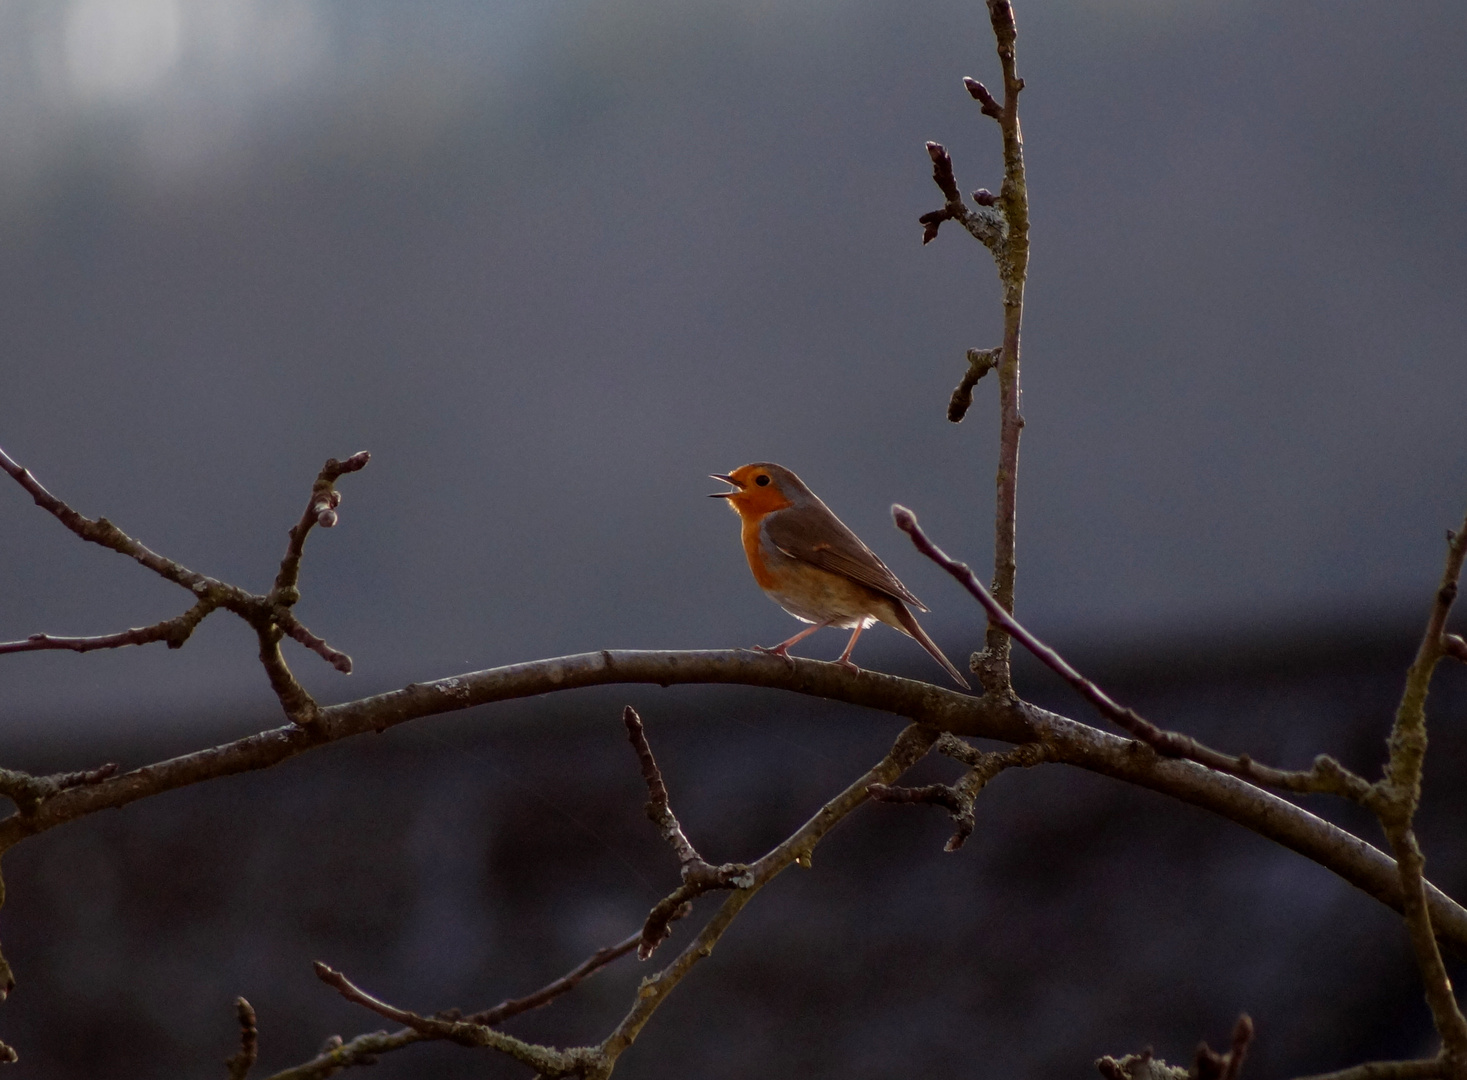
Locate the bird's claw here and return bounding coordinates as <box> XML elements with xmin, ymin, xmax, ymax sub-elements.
<box><xmin>753</xmin><ymin>644</ymin><xmax>797</xmax><ymax>668</ymax></box>
<box><xmin>836</xmin><ymin>657</ymin><xmax>862</xmax><ymax>675</ymax></box>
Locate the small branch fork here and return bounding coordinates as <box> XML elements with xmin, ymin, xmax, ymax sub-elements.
<box><xmin>898</xmin><ymin>503</ymin><xmax>1467</xmax><ymax>1076</ymax></box>
<box><xmin>259</xmin><ymin>933</ymin><xmax>642</xmax><ymax>1080</ymax></box>
<box><xmin>295</xmin><ymin>723</ymin><xmax>939</xmax><ymax>1078</ymax></box>
<box><xmin>622</xmin><ymin>706</ymin><xmax>753</xmax><ymax>958</ymax></box>
<box><xmin>869</xmin><ymin>731</ymin><xmax>1047</xmax><ymax>850</ymax></box>
<box><xmin>0</xmin><ymin>445</ymin><xmax>367</xmax><ymax>728</ymax></box>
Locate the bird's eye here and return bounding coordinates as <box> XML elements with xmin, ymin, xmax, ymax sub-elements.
<box><xmin>755</xmin><ymin>474</ymin><xmax>770</xmax><ymax>486</ymax></box>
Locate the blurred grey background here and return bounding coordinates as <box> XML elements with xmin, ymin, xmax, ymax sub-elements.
<box><xmin>2</xmin><ymin>0</ymin><xmax>1463</xmax><ymax>722</ymax></box>
<box><xmin>0</xmin><ymin>0</ymin><xmax>1465</xmax><ymax>1076</ymax></box>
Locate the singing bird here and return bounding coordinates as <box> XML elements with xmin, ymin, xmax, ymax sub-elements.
<box><xmin>711</xmin><ymin>463</ymin><xmax>969</xmax><ymax>688</ymax></box>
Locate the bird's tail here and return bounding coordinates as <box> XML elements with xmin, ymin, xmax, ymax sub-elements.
<box><xmin>891</xmin><ymin>603</ymin><xmax>970</xmax><ymax>690</ymax></box>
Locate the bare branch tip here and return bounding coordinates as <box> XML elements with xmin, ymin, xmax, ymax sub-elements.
<box><xmin>225</xmin><ymin>996</ymin><xmax>259</xmax><ymax>1080</ymax></box>
<box><xmin>918</xmin><ymin>207</ymin><xmax>954</xmax><ymax>244</ymax></box>
<box><xmin>328</xmin><ymin>451</ymin><xmax>372</xmax><ymax>475</ymax></box>
<box><xmin>962</xmin><ymin>76</ymin><xmax>1003</xmax><ymax>118</ymax></box>
<box><xmin>925</xmin><ymin>141</ymin><xmax>962</xmax><ymax>204</ymax></box>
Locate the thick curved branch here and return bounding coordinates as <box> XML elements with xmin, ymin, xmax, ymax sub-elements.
<box><xmin>0</xmin><ymin>651</ymin><xmax>1025</xmax><ymax>849</ymax></box>
<box><xmin>0</xmin><ymin>762</ymin><xmax>119</xmax><ymax>817</ymax></box>
<box><xmin>1026</xmin><ymin>704</ymin><xmax>1467</xmax><ymax>956</ymax></box>
<box><xmin>0</xmin><ymin>647</ymin><xmax>1462</xmax><ymax>958</ymax></box>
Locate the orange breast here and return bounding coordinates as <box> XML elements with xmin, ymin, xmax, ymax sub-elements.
<box><xmin>741</xmin><ymin>514</ymin><xmax>781</xmax><ymax>590</ymax></box>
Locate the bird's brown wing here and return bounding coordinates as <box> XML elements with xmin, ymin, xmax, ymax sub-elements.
<box><xmin>763</xmin><ymin>503</ymin><xmax>928</xmax><ymax>611</ymax></box>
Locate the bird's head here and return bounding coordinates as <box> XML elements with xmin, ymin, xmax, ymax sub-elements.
<box><xmin>709</xmin><ymin>462</ymin><xmax>806</xmax><ymax>518</ymax></box>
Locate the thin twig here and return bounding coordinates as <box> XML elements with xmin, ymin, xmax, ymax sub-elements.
<box><xmin>254</xmin><ymin>624</ymin><xmax>319</xmax><ymax>726</ymax></box>
<box><xmin>225</xmin><ymin>997</ymin><xmax>258</xmax><ymax>1080</ymax></box>
<box><xmin>0</xmin><ymin>444</ymin><xmax>236</xmax><ymax>599</ymax></box>
<box><xmin>275</xmin><ymin>610</ymin><xmax>353</xmax><ymax>674</ymax></box>
<box><xmin>263</xmin><ymin>1030</ymin><xmax>422</xmax><ymax>1080</ymax></box>
<box><xmin>271</xmin><ymin>452</ymin><xmax>370</xmax><ymax>604</ymax></box>
<box><xmin>869</xmin><ymin>733</ymin><xmax>1047</xmax><ymax>850</ymax></box>
<box><xmin>622</xmin><ymin>706</ymin><xmax>752</xmax><ymax>957</ymax></box>
<box><xmin>465</xmin><ymin>931</ymin><xmax>642</xmax><ymax>1025</ymax></box>
<box><xmin>892</xmin><ymin>505</ymin><xmax>1378</xmax><ymax>800</ymax></box>
<box><xmin>0</xmin><ymin>598</ymin><xmax>218</xmax><ymax>657</ymax></box>
<box><xmin>1193</xmin><ymin>1013</ymin><xmax>1253</xmax><ymax>1080</ymax></box>
<box><xmin>267</xmin><ymin>932</ymin><xmax>641</xmax><ymax>1080</ymax></box>
<box><xmin>313</xmin><ymin>963</ymin><xmax>592</xmax><ymax>1077</ymax></box>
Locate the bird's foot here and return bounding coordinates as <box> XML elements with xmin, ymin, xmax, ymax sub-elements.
<box><xmin>753</xmin><ymin>644</ymin><xmax>797</xmax><ymax>668</ymax></box>
<box><xmin>836</xmin><ymin>657</ymin><xmax>862</xmax><ymax>675</ymax></box>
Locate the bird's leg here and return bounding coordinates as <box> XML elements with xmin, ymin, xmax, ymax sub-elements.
<box><xmin>755</xmin><ymin>621</ymin><xmax>830</xmax><ymax>662</ymax></box>
<box><xmin>835</xmin><ymin>623</ymin><xmax>867</xmax><ymax>673</ymax></box>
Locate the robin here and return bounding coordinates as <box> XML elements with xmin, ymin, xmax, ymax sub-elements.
<box><xmin>710</xmin><ymin>463</ymin><xmax>970</xmax><ymax>689</ymax></box>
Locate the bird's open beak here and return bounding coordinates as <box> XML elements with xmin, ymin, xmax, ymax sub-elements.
<box><xmin>708</xmin><ymin>473</ymin><xmax>740</xmax><ymax>498</ymax></box>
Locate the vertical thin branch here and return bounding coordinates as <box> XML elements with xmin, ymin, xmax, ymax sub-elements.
<box><xmin>1376</xmin><ymin>515</ymin><xmax>1467</xmax><ymax>1069</ymax></box>
<box><xmin>983</xmin><ymin>0</ymin><xmax>1029</xmax><ymax>692</ymax></box>
<box><xmin>225</xmin><ymin>997</ymin><xmax>258</xmax><ymax>1080</ymax></box>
